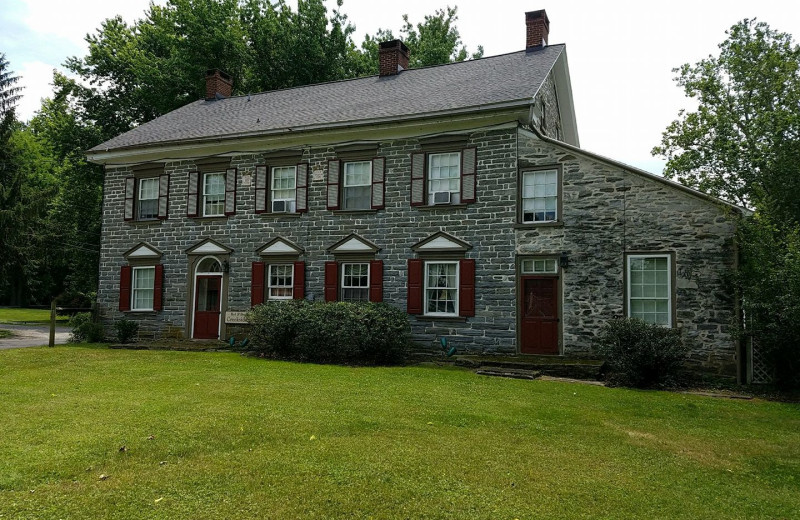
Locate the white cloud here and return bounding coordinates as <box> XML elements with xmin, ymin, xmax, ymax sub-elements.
<box><xmin>15</xmin><ymin>61</ymin><xmax>58</xmax><ymax>122</ymax></box>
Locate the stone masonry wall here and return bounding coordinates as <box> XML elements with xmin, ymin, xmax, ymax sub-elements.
<box><xmin>517</xmin><ymin>131</ymin><xmax>739</xmax><ymax>375</ymax></box>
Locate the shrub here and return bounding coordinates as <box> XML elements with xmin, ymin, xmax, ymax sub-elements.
<box><xmin>113</xmin><ymin>318</ymin><xmax>139</xmax><ymax>344</ymax></box>
<box><xmin>248</xmin><ymin>301</ymin><xmax>410</xmax><ymax>365</ymax></box>
<box><xmin>595</xmin><ymin>317</ymin><xmax>689</xmax><ymax>388</ymax></box>
<box><xmin>68</xmin><ymin>312</ymin><xmax>105</xmax><ymax>343</ymax></box>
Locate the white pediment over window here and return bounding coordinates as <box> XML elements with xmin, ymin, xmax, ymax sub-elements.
<box><xmin>185</xmin><ymin>238</ymin><xmax>233</xmax><ymax>255</ymax></box>
<box><xmin>257</xmin><ymin>237</ymin><xmax>304</xmax><ymax>257</ymax></box>
<box><xmin>327</xmin><ymin>234</ymin><xmax>381</xmax><ymax>255</ymax></box>
<box><xmin>123</xmin><ymin>242</ymin><xmax>162</xmax><ymax>260</ymax></box>
<box><xmin>411</xmin><ymin>231</ymin><xmax>471</xmax><ymax>252</ymax></box>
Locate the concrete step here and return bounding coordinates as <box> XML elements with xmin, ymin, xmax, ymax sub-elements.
<box><xmin>475</xmin><ymin>366</ymin><xmax>541</xmax><ymax>380</ymax></box>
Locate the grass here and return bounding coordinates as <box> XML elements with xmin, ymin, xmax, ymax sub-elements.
<box><xmin>1</xmin><ymin>347</ymin><xmax>798</xmax><ymax>519</ymax></box>
<box><xmin>0</xmin><ymin>307</ymin><xmax>69</xmax><ymax>324</ymax></box>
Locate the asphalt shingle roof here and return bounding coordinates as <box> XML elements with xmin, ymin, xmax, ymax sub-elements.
<box><xmin>89</xmin><ymin>45</ymin><xmax>564</xmax><ymax>153</ymax></box>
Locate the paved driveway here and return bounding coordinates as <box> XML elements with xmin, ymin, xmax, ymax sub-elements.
<box><xmin>0</xmin><ymin>323</ymin><xmax>70</xmax><ymax>349</ymax></box>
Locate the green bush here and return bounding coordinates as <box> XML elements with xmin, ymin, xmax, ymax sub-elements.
<box><xmin>248</xmin><ymin>301</ymin><xmax>410</xmax><ymax>365</ymax></box>
<box><xmin>68</xmin><ymin>312</ymin><xmax>105</xmax><ymax>343</ymax></box>
<box><xmin>113</xmin><ymin>318</ymin><xmax>139</xmax><ymax>344</ymax></box>
<box><xmin>595</xmin><ymin>317</ymin><xmax>689</xmax><ymax>388</ymax></box>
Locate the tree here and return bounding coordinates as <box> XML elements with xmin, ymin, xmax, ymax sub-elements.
<box><xmin>653</xmin><ymin>19</ymin><xmax>800</xmax><ymax>210</ymax></box>
<box><xmin>359</xmin><ymin>6</ymin><xmax>483</xmax><ymax>74</ymax></box>
<box><xmin>653</xmin><ymin>20</ymin><xmax>800</xmax><ymax>387</ymax></box>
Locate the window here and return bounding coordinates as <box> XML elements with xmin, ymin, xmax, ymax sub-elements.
<box><xmin>341</xmin><ymin>263</ymin><xmax>370</xmax><ymax>301</ymax></box>
<box><xmin>425</xmin><ymin>262</ymin><xmax>459</xmax><ymax>316</ymax></box>
<box><xmin>627</xmin><ymin>254</ymin><xmax>672</xmax><ymax>326</ymax></box>
<box><xmin>410</xmin><ymin>148</ymin><xmax>476</xmax><ymax>206</ymax></box>
<box><xmin>124</xmin><ymin>173</ymin><xmax>169</xmax><ymax>221</ymax></box>
<box><xmin>137</xmin><ymin>178</ymin><xmax>159</xmax><ymax>220</ymax></box>
<box><xmin>203</xmin><ymin>172</ymin><xmax>226</xmax><ymax>216</ymax></box>
<box><xmin>521</xmin><ymin>258</ymin><xmax>558</xmax><ymax>274</ymax></box>
<box><xmin>521</xmin><ymin>169</ymin><xmax>558</xmax><ymax>223</ymax></box>
<box><xmin>427</xmin><ymin>153</ymin><xmax>461</xmax><ymax>204</ymax></box>
<box><xmin>270</xmin><ymin>166</ymin><xmax>297</xmax><ymax>212</ymax></box>
<box><xmin>132</xmin><ymin>266</ymin><xmax>155</xmax><ymax>311</ymax></box>
<box><xmin>268</xmin><ymin>264</ymin><xmax>294</xmax><ymax>300</ymax></box>
<box><xmin>343</xmin><ymin>161</ymin><xmax>372</xmax><ymax>210</ymax></box>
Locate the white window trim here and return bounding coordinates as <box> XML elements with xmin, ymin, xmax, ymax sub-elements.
<box><xmin>427</xmin><ymin>152</ymin><xmax>461</xmax><ymax>204</ymax></box>
<box><xmin>521</xmin><ymin>257</ymin><xmax>559</xmax><ymax>275</ymax></box>
<box><xmin>203</xmin><ymin>171</ymin><xmax>225</xmax><ymax>217</ymax></box>
<box><xmin>267</xmin><ymin>263</ymin><xmax>294</xmax><ymax>300</ymax></box>
<box><xmin>342</xmin><ymin>161</ymin><xmax>372</xmax><ymax>210</ymax></box>
<box><xmin>521</xmin><ymin>169</ymin><xmax>559</xmax><ymax>224</ymax></box>
<box><xmin>626</xmin><ymin>254</ymin><xmax>672</xmax><ymax>327</ymax></box>
<box><xmin>270</xmin><ymin>165</ymin><xmax>297</xmax><ymax>212</ymax></box>
<box><xmin>131</xmin><ymin>266</ymin><xmax>155</xmax><ymax>311</ymax></box>
<box><xmin>423</xmin><ymin>260</ymin><xmax>460</xmax><ymax>317</ymax></box>
<box><xmin>137</xmin><ymin>177</ymin><xmax>159</xmax><ymax>220</ymax></box>
<box><xmin>340</xmin><ymin>262</ymin><xmax>370</xmax><ymax>301</ymax></box>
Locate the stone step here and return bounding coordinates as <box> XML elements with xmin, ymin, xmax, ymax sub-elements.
<box><xmin>456</xmin><ymin>355</ymin><xmax>604</xmax><ymax>380</ymax></box>
<box><xmin>475</xmin><ymin>366</ymin><xmax>542</xmax><ymax>380</ymax></box>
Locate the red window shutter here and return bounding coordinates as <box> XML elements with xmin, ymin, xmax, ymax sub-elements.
<box><xmin>369</xmin><ymin>260</ymin><xmax>383</xmax><ymax>302</ymax></box>
<box><xmin>324</xmin><ymin>261</ymin><xmax>338</xmax><ymax>302</ymax></box>
<box><xmin>153</xmin><ymin>264</ymin><xmax>164</xmax><ymax>311</ymax></box>
<box><xmin>459</xmin><ymin>259</ymin><xmax>476</xmax><ymax>317</ymax></box>
<box><xmin>157</xmin><ymin>174</ymin><xmax>170</xmax><ymax>219</ymax></box>
<box><xmin>187</xmin><ymin>171</ymin><xmax>199</xmax><ymax>217</ymax></box>
<box><xmin>293</xmin><ymin>261</ymin><xmax>305</xmax><ymax>299</ymax></box>
<box><xmin>251</xmin><ymin>262</ymin><xmax>265</xmax><ymax>306</ymax></box>
<box><xmin>407</xmin><ymin>259</ymin><xmax>423</xmax><ymax>314</ymax></box>
<box><xmin>371</xmin><ymin>157</ymin><xmax>385</xmax><ymax>210</ymax></box>
<box><xmin>255</xmin><ymin>165</ymin><xmax>268</xmax><ymax>214</ymax></box>
<box><xmin>410</xmin><ymin>153</ymin><xmax>426</xmax><ymax>206</ymax></box>
<box><xmin>119</xmin><ymin>265</ymin><xmax>132</xmax><ymax>311</ymax></box>
<box><xmin>296</xmin><ymin>163</ymin><xmax>309</xmax><ymax>213</ymax></box>
<box><xmin>327</xmin><ymin>160</ymin><xmax>340</xmax><ymax>210</ymax></box>
<box><xmin>461</xmin><ymin>147</ymin><xmax>477</xmax><ymax>204</ymax></box>
<box><xmin>224</xmin><ymin>168</ymin><xmax>237</xmax><ymax>216</ymax></box>
<box><xmin>124</xmin><ymin>177</ymin><xmax>135</xmax><ymax>221</ymax></box>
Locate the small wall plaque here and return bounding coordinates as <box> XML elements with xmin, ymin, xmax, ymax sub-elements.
<box><xmin>225</xmin><ymin>311</ymin><xmax>248</xmax><ymax>324</ymax></box>
<box><xmin>312</xmin><ymin>169</ymin><xmax>325</xmax><ymax>183</ymax></box>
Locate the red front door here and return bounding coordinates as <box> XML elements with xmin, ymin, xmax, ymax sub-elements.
<box><xmin>520</xmin><ymin>276</ymin><xmax>559</xmax><ymax>354</ymax></box>
<box><xmin>194</xmin><ymin>276</ymin><xmax>221</xmax><ymax>339</ymax></box>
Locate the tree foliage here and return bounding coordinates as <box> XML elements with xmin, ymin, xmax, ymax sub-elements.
<box><xmin>654</xmin><ymin>19</ymin><xmax>800</xmax><ymax>387</ymax></box>
<box><xmin>653</xmin><ymin>19</ymin><xmax>800</xmax><ymax>209</ymax></box>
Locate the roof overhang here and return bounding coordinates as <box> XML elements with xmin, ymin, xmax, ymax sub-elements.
<box><xmin>87</xmin><ymin>105</ymin><xmax>533</xmax><ymax>166</ymax></box>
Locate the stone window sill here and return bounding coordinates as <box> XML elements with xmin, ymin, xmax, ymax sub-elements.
<box><xmin>413</xmin><ymin>315</ymin><xmax>468</xmax><ymax>323</ymax></box>
<box><xmin>514</xmin><ymin>221</ymin><xmax>564</xmax><ymax>229</ymax></box>
<box><xmin>333</xmin><ymin>209</ymin><xmax>378</xmax><ymax>215</ymax></box>
<box><xmin>126</xmin><ymin>219</ymin><xmax>163</xmax><ymax>226</ymax></box>
<box><xmin>258</xmin><ymin>212</ymin><xmax>303</xmax><ymax>219</ymax></box>
<box><xmin>414</xmin><ymin>204</ymin><xmax>469</xmax><ymax>212</ymax></box>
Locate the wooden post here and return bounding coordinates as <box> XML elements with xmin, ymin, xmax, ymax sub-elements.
<box><xmin>49</xmin><ymin>301</ymin><xmax>56</xmax><ymax>348</ymax></box>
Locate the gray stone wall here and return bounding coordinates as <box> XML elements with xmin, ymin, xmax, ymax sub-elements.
<box><xmin>98</xmin><ymin>124</ymin><xmax>739</xmax><ymax>375</ymax></box>
<box><xmin>534</xmin><ymin>72</ymin><xmax>563</xmax><ymax>141</ymax></box>
<box><xmin>517</xmin><ymin>131</ymin><xmax>739</xmax><ymax>375</ymax></box>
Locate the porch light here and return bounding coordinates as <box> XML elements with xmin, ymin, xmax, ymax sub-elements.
<box><xmin>222</xmin><ymin>260</ymin><xmax>230</xmax><ymax>273</ymax></box>
<box><xmin>559</xmin><ymin>252</ymin><xmax>570</xmax><ymax>269</ymax></box>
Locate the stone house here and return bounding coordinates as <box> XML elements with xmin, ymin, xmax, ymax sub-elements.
<box><xmin>87</xmin><ymin>10</ymin><xmax>746</xmax><ymax>377</ymax></box>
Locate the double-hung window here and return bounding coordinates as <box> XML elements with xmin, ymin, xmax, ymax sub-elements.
<box><xmin>627</xmin><ymin>254</ymin><xmax>672</xmax><ymax>326</ymax></box>
<box><xmin>425</xmin><ymin>262</ymin><xmax>459</xmax><ymax>316</ymax></box>
<box><xmin>203</xmin><ymin>172</ymin><xmax>226</xmax><ymax>217</ymax></box>
<box><xmin>428</xmin><ymin>153</ymin><xmax>461</xmax><ymax>205</ymax></box>
<box><xmin>268</xmin><ymin>264</ymin><xmax>294</xmax><ymax>300</ymax></box>
<box><xmin>343</xmin><ymin>161</ymin><xmax>372</xmax><ymax>210</ymax></box>
<box><xmin>521</xmin><ymin>169</ymin><xmax>558</xmax><ymax>223</ymax></box>
<box><xmin>137</xmin><ymin>178</ymin><xmax>159</xmax><ymax>220</ymax></box>
<box><xmin>341</xmin><ymin>263</ymin><xmax>370</xmax><ymax>301</ymax></box>
<box><xmin>131</xmin><ymin>266</ymin><xmax>155</xmax><ymax>311</ymax></box>
<box><xmin>270</xmin><ymin>166</ymin><xmax>297</xmax><ymax>213</ymax></box>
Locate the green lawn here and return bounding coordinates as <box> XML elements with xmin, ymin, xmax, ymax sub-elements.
<box><xmin>1</xmin><ymin>347</ymin><xmax>798</xmax><ymax>519</ymax></box>
<box><xmin>0</xmin><ymin>307</ymin><xmax>69</xmax><ymax>324</ymax></box>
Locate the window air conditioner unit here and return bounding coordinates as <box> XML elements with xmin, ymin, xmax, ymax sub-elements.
<box><xmin>272</xmin><ymin>200</ymin><xmax>287</xmax><ymax>213</ymax></box>
<box><xmin>432</xmin><ymin>191</ymin><xmax>451</xmax><ymax>204</ymax></box>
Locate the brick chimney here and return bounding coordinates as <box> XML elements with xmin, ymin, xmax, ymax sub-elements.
<box><xmin>525</xmin><ymin>10</ymin><xmax>550</xmax><ymax>48</ymax></box>
<box><xmin>379</xmin><ymin>40</ymin><xmax>410</xmax><ymax>76</ymax></box>
<box><xmin>205</xmin><ymin>69</ymin><xmax>233</xmax><ymax>100</ymax></box>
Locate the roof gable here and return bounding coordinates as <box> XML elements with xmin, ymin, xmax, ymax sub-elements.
<box><xmin>411</xmin><ymin>232</ymin><xmax>472</xmax><ymax>253</ymax></box>
<box><xmin>257</xmin><ymin>237</ymin><xmax>304</xmax><ymax>256</ymax></box>
<box><xmin>327</xmin><ymin>234</ymin><xmax>381</xmax><ymax>255</ymax></box>
<box><xmin>186</xmin><ymin>238</ymin><xmax>233</xmax><ymax>255</ymax></box>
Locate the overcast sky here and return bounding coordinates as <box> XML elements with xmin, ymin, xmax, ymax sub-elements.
<box><xmin>2</xmin><ymin>0</ymin><xmax>800</xmax><ymax>174</ymax></box>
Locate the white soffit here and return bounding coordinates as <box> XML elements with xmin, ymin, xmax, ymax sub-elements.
<box><xmin>334</xmin><ymin>237</ymin><xmax>373</xmax><ymax>252</ymax></box>
<box><xmin>417</xmin><ymin>236</ymin><xmax>466</xmax><ymax>251</ymax></box>
<box><xmin>127</xmin><ymin>244</ymin><xmax>160</xmax><ymax>258</ymax></box>
<box><xmin>190</xmin><ymin>242</ymin><xmax>229</xmax><ymax>254</ymax></box>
